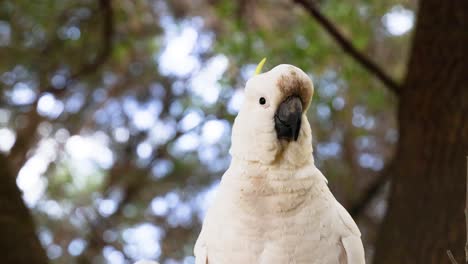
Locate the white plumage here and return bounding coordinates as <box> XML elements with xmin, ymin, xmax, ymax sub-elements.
<box><xmin>195</xmin><ymin>64</ymin><xmax>365</xmax><ymax>264</ymax></box>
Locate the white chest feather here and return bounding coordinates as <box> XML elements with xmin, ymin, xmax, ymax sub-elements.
<box><xmin>196</xmin><ymin>162</ymin><xmax>363</xmax><ymax>264</ymax></box>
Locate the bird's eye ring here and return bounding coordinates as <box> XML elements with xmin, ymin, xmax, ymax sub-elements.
<box><xmin>259</xmin><ymin>97</ymin><xmax>266</xmax><ymax>105</ymax></box>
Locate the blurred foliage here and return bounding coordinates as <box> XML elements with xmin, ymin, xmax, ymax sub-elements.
<box><xmin>0</xmin><ymin>0</ymin><xmax>416</xmax><ymax>263</ymax></box>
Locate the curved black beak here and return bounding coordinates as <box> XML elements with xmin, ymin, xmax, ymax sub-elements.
<box><xmin>274</xmin><ymin>96</ymin><xmax>302</xmax><ymax>141</ymax></box>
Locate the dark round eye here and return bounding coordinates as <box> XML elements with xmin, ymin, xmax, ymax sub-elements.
<box><xmin>259</xmin><ymin>97</ymin><xmax>266</xmax><ymax>105</ymax></box>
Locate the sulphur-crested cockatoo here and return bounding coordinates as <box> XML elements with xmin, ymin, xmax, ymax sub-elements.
<box><xmin>194</xmin><ymin>62</ymin><xmax>365</xmax><ymax>264</ymax></box>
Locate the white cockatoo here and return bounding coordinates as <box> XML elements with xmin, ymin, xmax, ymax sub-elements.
<box><xmin>194</xmin><ymin>61</ymin><xmax>365</xmax><ymax>264</ymax></box>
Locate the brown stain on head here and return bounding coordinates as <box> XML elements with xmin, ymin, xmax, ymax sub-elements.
<box><xmin>277</xmin><ymin>70</ymin><xmax>313</xmax><ymax>109</ymax></box>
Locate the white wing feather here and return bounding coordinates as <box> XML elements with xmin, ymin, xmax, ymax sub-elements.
<box><xmin>336</xmin><ymin>200</ymin><xmax>365</xmax><ymax>264</ymax></box>
<box><xmin>194</xmin><ymin>244</ymin><xmax>208</xmax><ymax>264</ymax></box>
<box><xmin>341</xmin><ymin>235</ymin><xmax>365</xmax><ymax>264</ymax></box>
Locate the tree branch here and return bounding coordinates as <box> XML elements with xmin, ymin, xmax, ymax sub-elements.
<box><xmin>0</xmin><ymin>154</ymin><xmax>49</xmax><ymax>264</ymax></box>
<box><xmin>8</xmin><ymin>0</ymin><xmax>115</xmax><ymax>176</ymax></box>
<box><xmin>447</xmin><ymin>250</ymin><xmax>459</xmax><ymax>264</ymax></box>
<box><xmin>445</xmin><ymin>148</ymin><xmax>468</xmax><ymax>264</ymax></box>
<box><xmin>465</xmin><ymin>156</ymin><xmax>468</xmax><ymax>263</ymax></box>
<box><xmin>68</xmin><ymin>0</ymin><xmax>114</xmax><ymax>80</ymax></box>
<box><xmin>294</xmin><ymin>0</ymin><xmax>401</xmax><ymax>95</ymax></box>
<box><xmin>349</xmin><ymin>159</ymin><xmax>393</xmax><ymax>218</ymax></box>
<box><xmin>46</xmin><ymin>0</ymin><xmax>115</xmax><ymax>95</ymax></box>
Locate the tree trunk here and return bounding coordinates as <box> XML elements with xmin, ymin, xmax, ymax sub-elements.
<box><xmin>0</xmin><ymin>154</ymin><xmax>48</xmax><ymax>264</ymax></box>
<box><xmin>374</xmin><ymin>0</ymin><xmax>468</xmax><ymax>263</ymax></box>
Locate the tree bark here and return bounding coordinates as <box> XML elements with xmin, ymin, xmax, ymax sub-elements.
<box><xmin>0</xmin><ymin>154</ymin><xmax>48</xmax><ymax>264</ymax></box>
<box><xmin>374</xmin><ymin>0</ymin><xmax>468</xmax><ymax>263</ymax></box>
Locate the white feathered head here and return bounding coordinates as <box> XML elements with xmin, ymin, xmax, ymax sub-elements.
<box><xmin>230</xmin><ymin>62</ymin><xmax>315</xmax><ymax>166</ymax></box>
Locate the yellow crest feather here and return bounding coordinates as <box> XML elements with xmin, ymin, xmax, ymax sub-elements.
<box><xmin>254</xmin><ymin>58</ymin><xmax>267</xmax><ymax>75</ymax></box>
